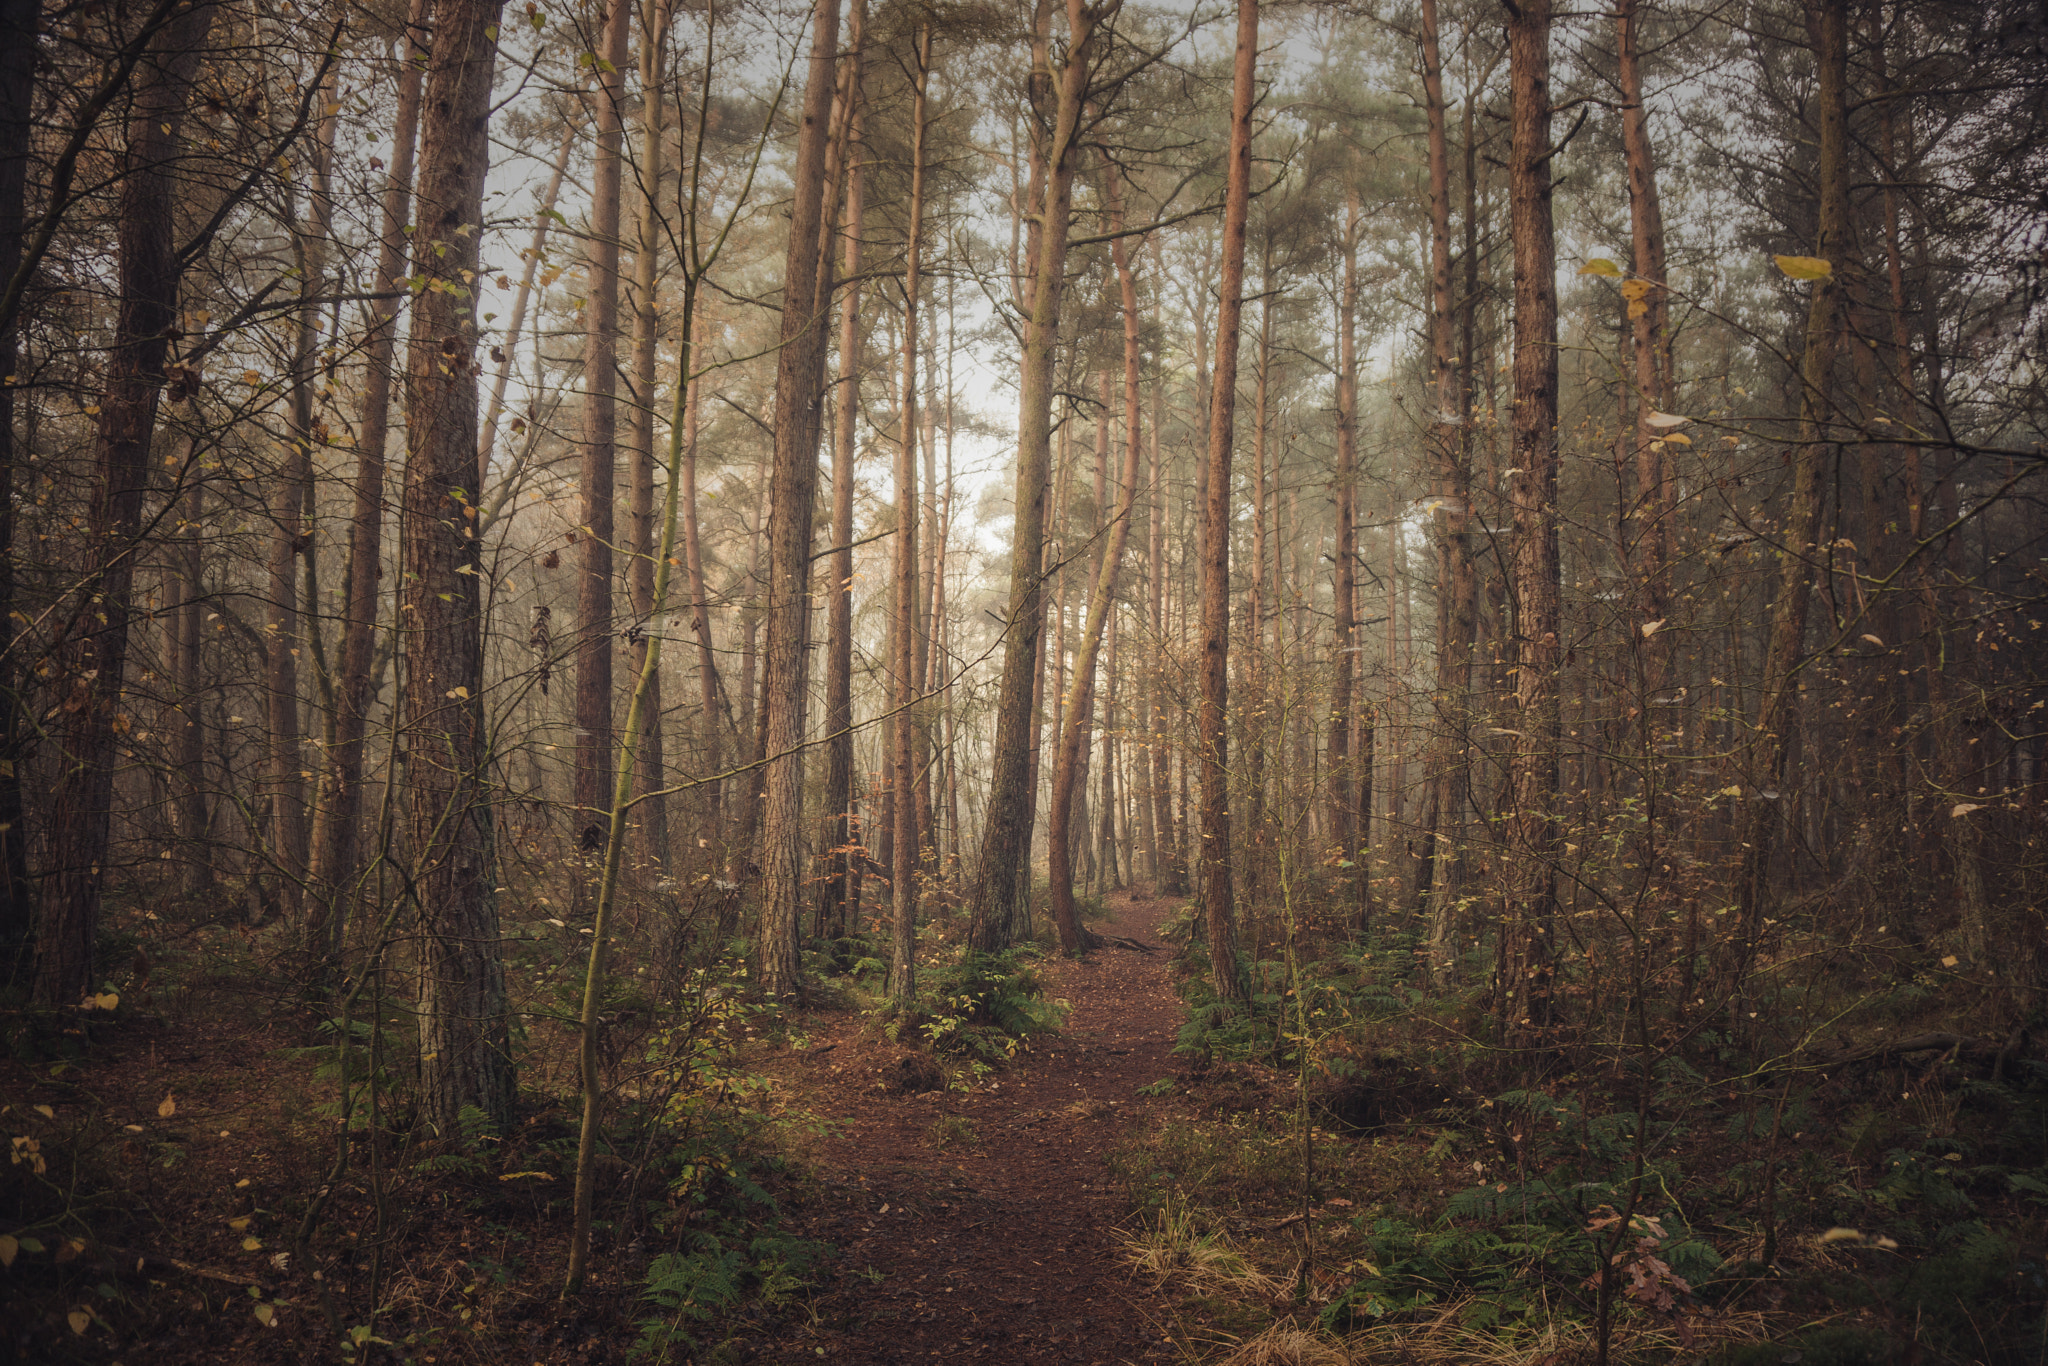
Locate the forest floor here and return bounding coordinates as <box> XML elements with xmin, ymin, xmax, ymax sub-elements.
<box><xmin>755</xmin><ymin>888</ymin><xmax>1194</xmax><ymax>1365</ymax></box>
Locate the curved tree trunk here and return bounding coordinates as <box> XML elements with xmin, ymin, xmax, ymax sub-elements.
<box><xmin>1049</xmin><ymin>157</ymin><xmax>1145</xmax><ymax>954</ymax></box>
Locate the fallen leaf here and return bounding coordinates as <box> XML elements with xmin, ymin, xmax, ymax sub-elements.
<box><xmin>0</xmin><ymin>1235</ymin><xmax>16</xmax><ymax>1268</ymax></box>
<box><xmin>1641</xmin><ymin>620</ymin><xmax>1666</xmax><ymax>638</ymax></box>
<box><xmin>157</xmin><ymin>1093</ymin><xmax>176</xmax><ymax>1119</ymax></box>
<box><xmin>68</xmin><ymin>1310</ymin><xmax>89</xmax><ymax>1335</ymax></box>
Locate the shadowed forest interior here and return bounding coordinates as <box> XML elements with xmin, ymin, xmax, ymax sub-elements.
<box><xmin>1</xmin><ymin>0</ymin><xmax>2046</xmax><ymax>1360</ymax></box>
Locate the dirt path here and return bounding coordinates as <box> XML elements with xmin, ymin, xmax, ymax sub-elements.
<box><xmin>761</xmin><ymin>891</ymin><xmax>1186</xmax><ymax>1365</ymax></box>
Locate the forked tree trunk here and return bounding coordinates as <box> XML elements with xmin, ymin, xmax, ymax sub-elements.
<box><xmin>308</xmin><ymin>0</ymin><xmax>430</xmax><ymax>964</ymax></box>
<box><xmin>1198</xmin><ymin>0</ymin><xmax>1257</xmax><ymax>1005</ymax></box>
<box><xmin>402</xmin><ymin>0</ymin><xmax>514</xmax><ymax>1132</ymax></box>
<box><xmin>966</xmin><ymin>0</ymin><xmax>1106</xmax><ymax>954</ymax></box>
<box><xmin>36</xmin><ymin>0</ymin><xmax>216</xmax><ymax>1006</ymax></box>
<box><xmin>755</xmin><ymin>0</ymin><xmax>842</xmax><ymax>998</ymax></box>
<box><xmin>1048</xmin><ymin>157</ymin><xmax>1144</xmax><ymax>953</ymax></box>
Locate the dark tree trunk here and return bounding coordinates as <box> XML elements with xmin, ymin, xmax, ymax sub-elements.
<box><xmin>36</xmin><ymin>0</ymin><xmax>217</xmax><ymax>1006</ymax></box>
<box><xmin>402</xmin><ymin>0</ymin><xmax>514</xmax><ymax>1131</ymax></box>
<box><xmin>818</xmin><ymin>0</ymin><xmax>866</xmax><ymax>944</ymax></box>
<box><xmin>1495</xmin><ymin>0</ymin><xmax>1562</xmax><ymax>1042</ymax></box>
<box><xmin>308</xmin><ymin>0</ymin><xmax>430</xmax><ymax>964</ymax></box>
<box><xmin>0</xmin><ymin>0</ymin><xmax>37</xmax><ymax>976</ymax></box>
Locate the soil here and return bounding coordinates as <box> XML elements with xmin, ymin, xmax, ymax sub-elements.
<box><xmin>0</xmin><ymin>891</ymin><xmax>1199</xmax><ymax>1365</ymax></box>
<box><xmin>754</xmin><ymin>890</ymin><xmax>1190</xmax><ymax>1365</ymax></box>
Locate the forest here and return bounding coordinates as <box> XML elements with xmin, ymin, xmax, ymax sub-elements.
<box><xmin>0</xmin><ymin>0</ymin><xmax>2044</xmax><ymax>1359</ymax></box>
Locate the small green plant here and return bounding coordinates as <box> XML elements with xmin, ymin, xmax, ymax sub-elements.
<box><xmin>927</xmin><ymin>1114</ymin><xmax>978</xmax><ymax>1150</ymax></box>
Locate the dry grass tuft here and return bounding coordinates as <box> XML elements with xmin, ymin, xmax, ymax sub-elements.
<box><xmin>1212</xmin><ymin>1322</ymin><xmax>1356</xmax><ymax>1366</ymax></box>
<box><xmin>1122</xmin><ymin>1203</ymin><xmax>1289</xmax><ymax>1301</ymax></box>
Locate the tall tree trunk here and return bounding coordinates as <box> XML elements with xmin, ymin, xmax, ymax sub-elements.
<box><xmin>966</xmin><ymin>0</ymin><xmax>1106</xmax><ymax>953</ymax></box>
<box><xmin>1495</xmin><ymin>0</ymin><xmax>1562</xmax><ymax>1041</ymax></box>
<box><xmin>755</xmin><ymin>0</ymin><xmax>842</xmax><ymax>997</ymax></box>
<box><xmin>1148</xmin><ymin>323</ymin><xmax>1181</xmax><ymax>896</ymax></box>
<box><xmin>264</xmin><ymin>66</ymin><xmax>335</xmax><ymax>926</ymax></box>
<box><xmin>1419</xmin><ymin>0</ymin><xmax>1477</xmax><ymax>965</ymax></box>
<box><xmin>1735</xmin><ymin>0</ymin><xmax>1850</xmax><ymax>951</ymax></box>
<box><xmin>0</xmin><ymin>0</ymin><xmax>37</xmax><ymax>973</ymax></box>
<box><xmin>574</xmin><ymin>0</ymin><xmax>631</xmax><ymax>837</ymax></box>
<box><xmin>680</xmin><ymin>312</ymin><xmax>723</xmax><ymax>852</ymax></box>
<box><xmin>36</xmin><ymin>0</ymin><xmax>216</xmax><ymax>1005</ymax></box>
<box><xmin>309</xmin><ymin>0</ymin><xmax>430</xmax><ymax>963</ymax></box>
<box><xmin>403</xmin><ymin>0</ymin><xmax>514</xmax><ymax>1131</ymax></box>
<box><xmin>1329</xmin><ymin>189</ymin><xmax>1360</xmax><ymax>909</ymax></box>
<box><xmin>1049</xmin><ymin>156</ymin><xmax>1144</xmax><ymax>952</ymax></box>
<box><xmin>1618</xmin><ymin>0</ymin><xmax>1673</xmax><ymax>687</ymax></box>
<box><xmin>174</xmin><ymin>477</ymin><xmax>211</xmax><ymax>898</ymax></box>
<box><xmin>887</xmin><ymin>22</ymin><xmax>930</xmax><ymax>1000</ymax></box>
<box><xmin>819</xmin><ymin>0</ymin><xmax>866</xmax><ymax>943</ymax></box>
<box><xmin>628</xmin><ymin>0</ymin><xmax>675</xmax><ymax>874</ymax></box>
<box><xmin>1199</xmin><ymin>0</ymin><xmax>1256</xmax><ymax>1004</ymax></box>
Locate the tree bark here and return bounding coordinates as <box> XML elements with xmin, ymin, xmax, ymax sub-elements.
<box><xmin>966</xmin><ymin>0</ymin><xmax>1108</xmax><ymax>953</ymax></box>
<box><xmin>574</xmin><ymin>0</ymin><xmax>631</xmax><ymax>834</ymax></box>
<box><xmin>1329</xmin><ymin>189</ymin><xmax>1360</xmax><ymax>912</ymax></box>
<box><xmin>36</xmin><ymin>0</ymin><xmax>216</xmax><ymax>1005</ymax></box>
<box><xmin>1049</xmin><ymin>157</ymin><xmax>1145</xmax><ymax>953</ymax></box>
<box><xmin>308</xmin><ymin>0</ymin><xmax>430</xmax><ymax>964</ymax></box>
<box><xmin>1495</xmin><ymin>0</ymin><xmax>1561</xmax><ymax>1042</ymax></box>
<box><xmin>1198</xmin><ymin>0</ymin><xmax>1257</xmax><ymax>1005</ymax></box>
<box><xmin>402</xmin><ymin>0</ymin><xmax>514</xmax><ymax>1132</ymax></box>
<box><xmin>755</xmin><ymin>0</ymin><xmax>842</xmax><ymax>998</ymax></box>
<box><xmin>818</xmin><ymin>1</ymin><xmax>866</xmax><ymax>943</ymax></box>
<box><xmin>888</xmin><ymin>22</ymin><xmax>930</xmax><ymax>1001</ymax></box>
<box><xmin>1618</xmin><ymin>0</ymin><xmax>1673</xmax><ymax>688</ymax></box>
<box><xmin>679</xmin><ymin>311</ymin><xmax>722</xmax><ymax>852</ymax></box>
<box><xmin>1418</xmin><ymin>0</ymin><xmax>1477</xmax><ymax>967</ymax></box>
<box><xmin>1735</xmin><ymin>0</ymin><xmax>1850</xmax><ymax>952</ymax></box>
<box><xmin>0</xmin><ymin>0</ymin><xmax>37</xmax><ymax>973</ymax></box>
<box><xmin>628</xmin><ymin>0</ymin><xmax>675</xmax><ymax>874</ymax></box>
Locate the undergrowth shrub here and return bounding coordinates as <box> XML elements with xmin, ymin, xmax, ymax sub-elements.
<box><xmin>871</xmin><ymin>946</ymin><xmax>1069</xmax><ymax>1063</ymax></box>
